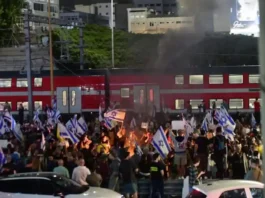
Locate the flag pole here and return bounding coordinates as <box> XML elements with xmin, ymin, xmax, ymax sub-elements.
<box><xmin>258</xmin><ymin>0</ymin><xmax>265</xmax><ymax>196</ymax></box>
<box><xmin>111</xmin><ymin>0</ymin><xmax>114</xmax><ymax>68</ymax></box>
<box><xmin>48</xmin><ymin>0</ymin><xmax>54</xmax><ymax>105</ymax></box>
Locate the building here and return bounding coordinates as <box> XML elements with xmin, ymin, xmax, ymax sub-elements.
<box><xmin>127</xmin><ymin>8</ymin><xmax>194</xmax><ymax>34</ymax></box>
<box><xmin>115</xmin><ymin>3</ymin><xmax>134</xmax><ymax>30</ymax></box>
<box><xmin>59</xmin><ymin>12</ymin><xmax>109</xmax><ymax>28</ymax></box>
<box><xmin>132</xmin><ymin>0</ymin><xmax>177</xmax><ymax>15</ymax></box>
<box><xmin>75</xmin><ymin>2</ymin><xmax>116</xmax><ymax>27</ymax></box>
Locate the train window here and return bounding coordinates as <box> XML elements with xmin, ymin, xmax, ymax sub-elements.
<box><xmin>16</xmin><ymin>78</ymin><xmax>28</xmax><ymax>87</ymax></box>
<box><xmin>175</xmin><ymin>75</ymin><xmax>184</xmax><ymax>84</ymax></box>
<box><xmin>0</xmin><ymin>79</ymin><xmax>11</xmax><ymax>87</ymax></box>
<box><xmin>34</xmin><ymin>78</ymin><xmax>42</xmax><ymax>87</ymax></box>
<box><xmin>175</xmin><ymin>99</ymin><xmax>184</xmax><ymax>109</ymax></box>
<box><xmin>71</xmin><ymin>91</ymin><xmax>76</xmax><ymax>106</ymax></box>
<box><xmin>17</xmin><ymin>102</ymin><xmax>28</xmax><ymax>110</ymax></box>
<box><xmin>62</xmin><ymin>91</ymin><xmax>67</xmax><ymax>106</ymax></box>
<box><xmin>209</xmin><ymin>75</ymin><xmax>223</xmax><ymax>84</ymax></box>
<box><xmin>139</xmin><ymin>89</ymin><xmax>144</xmax><ymax>104</ymax></box>
<box><xmin>209</xmin><ymin>99</ymin><xmax>223</xmax><ymax>109</ymax></box>
<box><xmin>34</xmin><ymin>101</ymin><xmax>43</xmax><ymax>110</ymax></box>
<box><xmin>229</xmin><ymin>75</ymin><xmax>243</xmax><ymax>84</ymax></box>
<box><xmin>189</xmin><ymin>75</ymin><xmax>203</xmax><ymax>84</ymax></box>
<box><xmin>229</xmin><ymin>99</ymin><xmax>243</xmax><ymax>109</ymax></box>
<box><xmin>0</xmin><ymin>102</ymin><xmax>11</xmax><ymax>110</ymax></box>
<box><xmin>249</xmin><ymin>75</ymin><xmax>259</xmax><ymax>84</ymax></box>
<box><xmin>190</xmin><ymin>99</ymin><xmax>203</xmax><ymax>109</ymax></box>
<box><xmin>121</xmin><ymin>88</ymin><xmax>130</xmax><ymax>98</ymax></box>
<box><xmin>149</xmin><ymin>89</ymin><xmax>154</xmax><ymax>102</ymax></box>
<box><xmin>249</xmin><ymin>98</ymin><xmax>261</xmax><ymax>108</ymax></box>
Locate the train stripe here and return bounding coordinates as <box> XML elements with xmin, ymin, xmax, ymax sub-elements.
<box><xmin>0</xmin><ymin>88</ymin><xmax>259</xmax><ymax>97</ymax></box>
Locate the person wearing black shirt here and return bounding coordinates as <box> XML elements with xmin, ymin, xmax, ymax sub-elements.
<box><xmin>150</xmin><ymin>153</ymin><xmax>165</xmax><ymax>198</ymax></box>
<box><xmin>119</xmin><ymin>150</ymin><xmax>138</xmax><ymax>198</ymax></box>
<box><xmin>195</xmin><ymin>130</ymin><xmax>209</xmax><ymax>174</ymax></box>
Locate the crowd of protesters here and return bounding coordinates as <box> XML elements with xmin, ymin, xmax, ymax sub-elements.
<box><xmin>0</xmin><ymin>99</ymin><xmax>263</xmax><ymax>198</ymax></box>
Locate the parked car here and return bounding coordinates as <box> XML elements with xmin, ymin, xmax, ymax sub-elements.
<box><xmin>187</xmin><ymin>180</ymin><xmax>264</xmax><ymax>198</ymax></box>
<box><xmin>0</xmin><ymin>172</ymin><xmax>124</xmax><ymax>198</ymax></box>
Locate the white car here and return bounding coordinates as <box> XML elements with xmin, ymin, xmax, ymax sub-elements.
<box><xmin>0</xmin><ymin>172</ymin><xmax>124</xmax><ymax>198</ymax></box>
<box><xmin>187</xmin><ymin>180</ymin><xmax>264</xmax><ymax>198</ymax></box>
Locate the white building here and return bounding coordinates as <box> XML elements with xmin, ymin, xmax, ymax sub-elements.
<box><xmin>127</xmin><ymin>8</ymin><xmax>194</xmax><ymax>34</ymax></box>
<box><xmin>75</xmin><ymin>3</ymin><xmax>116</xmax><ymax>27</ymax></box>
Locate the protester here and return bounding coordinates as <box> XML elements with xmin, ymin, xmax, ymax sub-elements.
<box><xmin>72</xmin><ymin>158</ymin><xmax>91</xmax><ymax>185</ymax></box>
<box><xmin>53</xmin><ymin>159</ymin><xmax>69</xmax><ymax>178</ymax></box>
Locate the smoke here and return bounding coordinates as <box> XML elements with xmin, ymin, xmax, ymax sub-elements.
<box><xmin>153</xmin><ymin>0</ymin><xmax>218</xmax><ymax>69</ymax></box>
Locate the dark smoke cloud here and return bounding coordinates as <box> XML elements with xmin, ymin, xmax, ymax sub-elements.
<box><xmin>153</xmin><ymin>0</ymin><xmax>218</xmax><ymax>69</ymax></box>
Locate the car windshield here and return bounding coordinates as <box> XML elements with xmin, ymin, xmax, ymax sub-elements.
<box><xmin>52</xmin><ymin>175</ymin><xmax>89</xmax><ymax>194</ymax></box>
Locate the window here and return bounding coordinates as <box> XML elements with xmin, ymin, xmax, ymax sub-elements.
<box><xmin>106</xmin><ymin>5</ymin><xmax>108</xmax><ymax>8</ymax></box>
<box><xmin>249</xmin><ymin>98</ymin><xmax>261</xmax><ymax>108</ymax></box>
<box><xmin>0</xmin><ymin>78</ymin><xmax>11</xmax><ymax>87</ymax></box>
<box><xmin>250</xmin><ymin>188</ymin><xmax>263</xmax><ymax>198</ymax></box>
<box><xmin>71</xmin><ymin>90</ymin><xmax>76</xmax><ymax>106</ymax></box>
<box><xmin>34</xmin><ymin>3</ymin><xmax>44</xmax><ymax>11</ymax></box>
<box><xmin>50</xmin><ymin>6</ymin><xmax>57</xmax><ymax>13</ymax></box>
<box><xmin>229</xmin><ymin>74</ymin><xmax>243</xmax><ymax>84</ymax></box>
<box><xmin>209</xmin><ymin>75</ymin><xmax>223</xmax><ymax>84</ymax></box>
<box><xmin>62</xmin><ymin>91</ymin><xmax>67</xmax><ymax>106</ymax></box>
<box><xmin>16</xmin><ymin>78</ymin><xmax>28</xmax><ymax>87</ymax></box>
<box><xmin>34</xmin><ymin>78</ymin><xmax>42</xmax><ymax>87</ymax></box>
<box><xmin>149</xmin><ymin>89</ymin><xmax>154</xmax><ymax>102</ymax></box>
<box><xmin>17</xmin><ymin>102</ymin><xmax>29</xmax><ymax>110</ymax></box>
<box><xmin>219</xmin><ymin>188</ymin><xmax>247</xmax><ymax>198</ymax></box>
<box><xmin>189</xmin><ymin>75</ymin><xmax>203</xmax><ymax>84</ymax></box>
<box><xmin>106</xmin><ymin>12</ymin><xmax>109</xmax><ymax>15</ymax></box>
<box><xmin>249</xmin><ymin>74</ymin><xmax>259</xmax><ymax>84</ymax></box>
<box><xmin>229</xmin><ymin>99</ymin><xmax>243</xmax><ymax>109</ymax></box>
<box><xmin>34</xmin><ymin>101</ymin><xmax>43</xmax><ymax>110</ymax></box>
<box><xmin>175</xmin><ymin>75</ymin><xmax>184</xmax><ymax>85</ymax></box>
<box><xmin>175</xmin><ymin>99</ymin><xmax>184</xmax><ymax>109</ymax></box>
<box><xmin>190</xmin><ymin>99</ymin><xmax>203</xmax><ymax>109</ymax></box>
<box><xmin>121</xmin><ymin>88</ymin><xmax>130</xmax><ymax>98</ymax></box>
<box><xmin>209</xmin><ymin>99</ymin><xmax>223</xmax><ymax>109</ymax></box>
<box><xmin>0</xmin><ymin>102</ymin><xmax>12</xmax><ymax>110</ymax></box>
<box><xmin>139</xmin><ymin>89</ymin><xmax>144</xmax><ymax>104</ymax></box>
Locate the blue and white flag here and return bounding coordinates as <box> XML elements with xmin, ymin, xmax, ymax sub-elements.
<box><xmin>77</xmin><ymin>117</ymin><xmax>88</xmax><ymax>136</ymax></box>
<box><xmin>14</xmin><ymin>124</ymin><xmax>23</xmax><ymax>142</ymax></box>
<box><xmin>251</xmin><ymin>113</ymin><xmax>256</xmax><ymax>128</ymax></box>
<box><xmin>33</xmin><ymin>108</ymin><xmax>43</xmax><ymax>129</ymax></box>
<box><xmin>130</xmin><ymin>118</ymin><xmax>137</xmax><ymax>129</ymax></box>
<box><xmin>57</xmin><ymin>123</ymin><xmax>79</xmax><ymax>144</ymax></box>
<box><xmin>0</xmin><ymin>147</ymin><xmax>6</xmax><ymax>169</ymax></box>
<box><xmin>0</xmin><ymin>116</ymin><xmax>8</xmax><ymax>135</ymax></box>
<box><xmin>104</xmin><ymin>109</ymin><xmax>126</xmax><ymax>122</ymax></box>
<box><xmin>201</xmin><ymin>117</ymin><xmax>208</xmax><ymax>132</ymax></box>
<box><xmin>215</xmin><ymin>106</ymin><xmax>235</xmax><ymax>135</ymax></box>
<box><xmin>66</xmin><ymin>115</ymin><xmax>78</xmax><ymax>134</ymax></box>
<box><xmin>135</xmin><ymin>141</ymin><xmax>143</xmax><ymax>156</ymax></box>
<box><xmin>151</xmin><ymin>126</ymin><xmax>171</xmax><ymax>159</ymax></box>
<box><xmin>52</xmin><ymin>97</ymin><xmax>57</xmax><ymax>111</ymax></box>
<box><xmin>104</xmin><ymin>117</ymin><xmax>117</xmax><ymax>130</ymax></box>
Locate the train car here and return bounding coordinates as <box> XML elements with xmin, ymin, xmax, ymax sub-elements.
<box><xmin>0</xmin><ymin>66</ymin><xmax>260</xmax><ymax>115</ymax></box>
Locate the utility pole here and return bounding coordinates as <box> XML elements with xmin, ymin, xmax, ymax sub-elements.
<box><xmin>111</xmin><ymin>0</ymin><xmax>114</xmax><ymax>68</ymax></box>
<box><xmin>48</xmin><ymin>0</ymin><xmax>54</xmax><ymax>104</ymax></box>
<box><xmin>258</xmin><ymin>0</ymin><xmax>265</xmax><ymax>196</ymax></box>
<box><xmin>24</xmin><ymin>8</ymin><xmax>33</xmax><ymax>119</ymax></box>
<box><xmin>79</xmin><ymin>19</ymin><xmax>84</xmax><ymax>70</ymax></box>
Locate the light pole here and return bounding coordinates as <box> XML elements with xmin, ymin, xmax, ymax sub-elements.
<box><xmin>111</xmin><ymin>0</ymin><xmax>114</xmax><ymax>68</ymax></box>
<box><xmin>48</xmin><ymin>0</ymin><xmax>54</xmax><ymax>104</ymax></box>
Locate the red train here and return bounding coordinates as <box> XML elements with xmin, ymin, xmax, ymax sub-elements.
<box><xmin>0</xmin><ymin>66</ymin><xmax>260</xmax><ymax>114</ymax></box>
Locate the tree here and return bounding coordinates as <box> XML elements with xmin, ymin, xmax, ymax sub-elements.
<box><xmin>0</xmin><ymin>0</ymin><xmax>25</xmax><ymax>42</ymax></box>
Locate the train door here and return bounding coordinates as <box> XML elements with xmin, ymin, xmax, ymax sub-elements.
<box><xmin>133</xmin><ymin>85</ymin><xmax>160</xmax><ymax>113</ymax></box>
<box><xmin>56</xmin><ymin>87</ymin><xmax>82</xmax><ymax>114</ymax></box>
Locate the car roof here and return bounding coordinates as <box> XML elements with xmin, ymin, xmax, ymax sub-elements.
<box><xmin>193</xmin><ymin>180</ymin><xmax>264</xmax><ymax>194</ymax></box>
<box><xmin>0</xmin><ymin>172</ymin><xmax>61</xmax><ymax>180</ymax></box>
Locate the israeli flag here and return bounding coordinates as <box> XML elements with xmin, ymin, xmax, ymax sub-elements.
<box><xmin>215</xmin><ymin>107</ymin><xmax>235</xmax><ymax>135</ymax></box>
<box><xmin>104</xmin><ymin>109</ymin><xmax>126</xmax><ymax>122</ymax></box>
<box><xmin>201</xmin><ymin>117</ymin><xmax>208</xmax><ymax>132</ymax></box>
<box><xmin>104</xmin><ymin>117</ymin><xmax>116</xmax><ymax>130</ymax></box>
<box><xmin>33</xmin><ymin>108</ymin><xmax>43</xmax><ymax>129</ymax></box>
<box><xmin>251</xmin><ymin>114</ymin><xmax>256</xmax><ymax>128</ymax></box>
<box><xmin>58</xmin><ymin>123</ymin><xmax>79</xmax><ymax>144</ymax></box>
<box><xmin>77</xmin><ymin>117</ymin><xmax>88</xmax><ymax>136</ymax></box>
<box><xmin>66</xmin><ymin>115</ymin><xmax>78</xmax><ymax>134</ymax></box>
<box><xmin>0</xmin><ymin>147</ymin><xmax>6</xmax><ymax>169</ymax></box>
<box><xmin>151</xmin><ymin>126</ymin><xmax>171</xmax><ymax>159</ymax></box>
<box><xmin>0</xmin><ymin>116</ymin><xmax>8</xmax><ymax>135</ymax></box>
<box><xmin>14</xmin><ymin>124</ymin><xmax>23</xmax><ymax>142</ymax></box>
<box><xmin>3</xmin><ymin>112</ymin><xmax>16</xmax><ymax>131</ymax></box>
<box><xmin>52</xmin><ymin>97</ymin><xmax>57</xmax><ymax>111</ymax></box>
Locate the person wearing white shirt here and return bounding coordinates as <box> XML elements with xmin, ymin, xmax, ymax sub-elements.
<box><xmin>72</xmin><ymin>158</ymin><xmax>91</xmax><ymax>185</ymax></box>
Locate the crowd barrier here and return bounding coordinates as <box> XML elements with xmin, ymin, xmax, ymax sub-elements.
<box><xmin>120</xmin><ymin>179</ymin><xmax>183</xmax><ymax>198</ymax></box>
